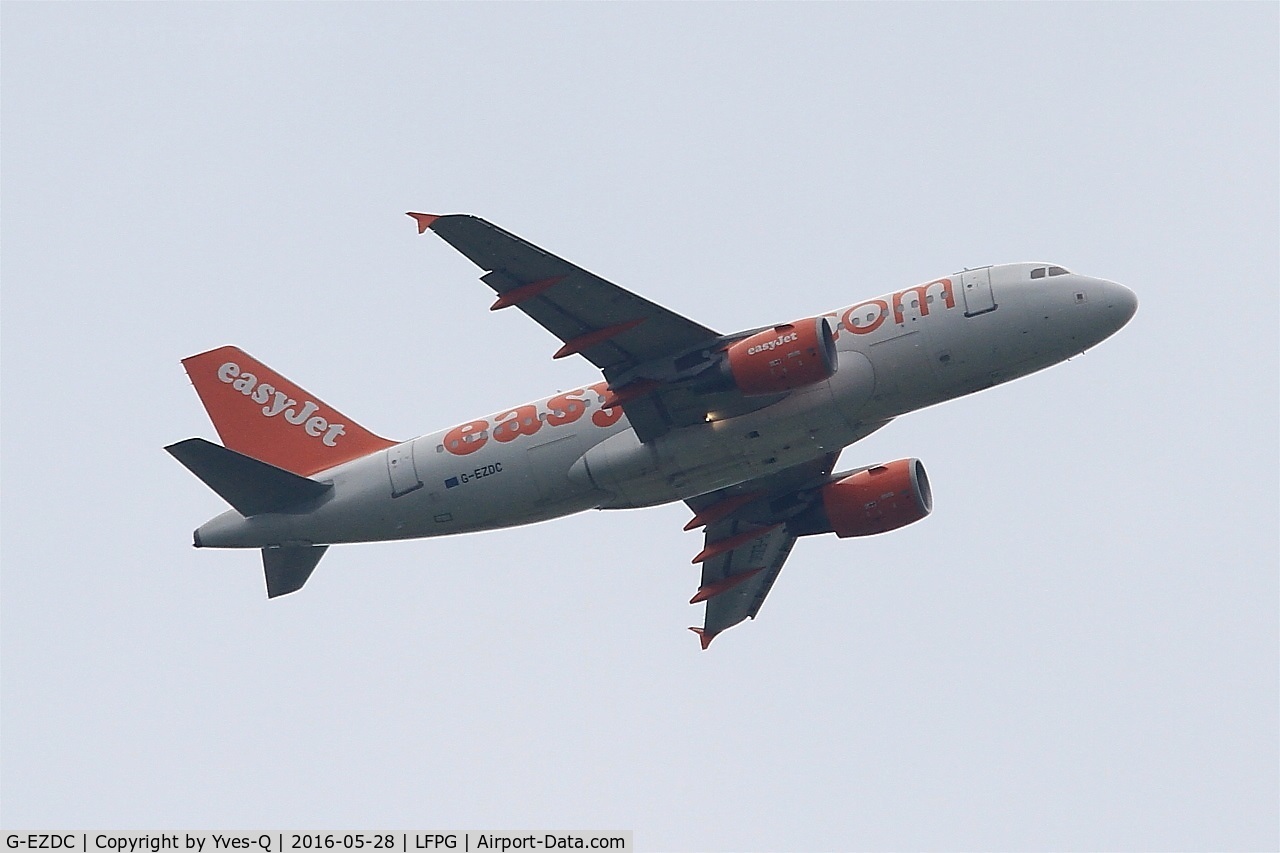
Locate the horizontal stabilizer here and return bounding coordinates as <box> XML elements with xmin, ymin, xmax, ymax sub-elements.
<box><xmin>165</xmin><ymin>438</ymin><xmax>332</xmax><ymax>517</ymax></box>
<box><xmin>262</xmin><ymin>544</ymin><xmax>328</xmax><ymax>597</ymax></box>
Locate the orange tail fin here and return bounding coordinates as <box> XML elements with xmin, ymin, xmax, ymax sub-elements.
<box><xmin>181</xmin><ymin>345</ymin><xmax>395</xmax><ymax>476</ymax></box>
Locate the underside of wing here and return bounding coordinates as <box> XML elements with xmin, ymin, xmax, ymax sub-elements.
<box><xmin>415</xmin><ymin>214</ymin><xmax>720</xmax><ymax>369</ymax></box>
<box><xmin>683</xmin><ymin>453</ymin><xmax>840</xmax><ymax>648</ymax></box>
<box><xmin>690</xmin><ymin>522</ymin><xmax>798</xmax><ymax>649</ymax></box>
<box><xmin>411</xmin><ymin>213</ymin><xmax>783</xmax><ymax>442</ymax></box>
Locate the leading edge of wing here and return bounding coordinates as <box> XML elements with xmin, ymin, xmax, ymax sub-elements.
<box><xmin>409</xmin><ymin>213</ymin><xmax>721</xmax><ymax>373</ymax></box>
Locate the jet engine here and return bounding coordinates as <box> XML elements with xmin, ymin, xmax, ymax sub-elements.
<box><xmin>790</xmin><ymin>458</ymin><xmax>932</xmax><ymax>538</ymax></box>
<box><xmin>720</xmin><ymin>317</ymin><xmax>838</xmax><ymax>396</ymax></box>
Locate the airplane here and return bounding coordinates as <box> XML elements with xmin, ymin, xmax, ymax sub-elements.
<box><xmin>166</xmin><ymin>213</ymin><xmax>1137</xmax><ymax>648</ymax></box>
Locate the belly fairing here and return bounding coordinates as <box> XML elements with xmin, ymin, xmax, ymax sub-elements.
<box><xmin>570</xmin><ymin>351</ymin><xmax>877</xmax><ymax>508</ymax></box>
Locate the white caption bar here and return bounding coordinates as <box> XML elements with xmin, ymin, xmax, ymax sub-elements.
<box><xmin>2</xmin><ymin>834</ymin><xmax>632</xmax><ymax>853</ymax></box>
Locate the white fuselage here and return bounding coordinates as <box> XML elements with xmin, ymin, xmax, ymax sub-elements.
<box><xmin>196</xmin><ymin>264</ymin><xmax>1137</xmax><ymax>549</ymax></box>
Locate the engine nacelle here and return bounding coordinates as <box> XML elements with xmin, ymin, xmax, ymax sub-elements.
<box><xmin>722</xmin><ymin>317</ymin><xmax>838</xmax><ymax>396</ymax></box>
<box><xmin>791</xmin><ymin>458</ymin><xmax>932</xmax><ymax>538</ymax></box>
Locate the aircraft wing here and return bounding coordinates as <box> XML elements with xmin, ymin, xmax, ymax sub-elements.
<box><xmin>412</xmin><ymin>213</ymin><xmax>780</xmax><ymax>441</ymax></box>
<box><xmin>684</xmin><ymin>453</ymin><xmax>839</xmax><ymax>648</ymax></box>
<box><xmin>689</xmin><ymin>521</ymin><xmax>798</xmax><ymax>649</ymax></box>
<box><xmin>413</xmin><ymin>213</ymin><xmax>721</xmax><ymax>371</ymax></box>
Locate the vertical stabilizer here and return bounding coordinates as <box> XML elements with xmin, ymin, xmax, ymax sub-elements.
<box><xmin>182</xmin><ymin>346</ymin><xmax>395</xmax><ymax>476</ymax></box>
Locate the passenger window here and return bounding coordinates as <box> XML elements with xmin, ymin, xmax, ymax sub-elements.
<box><xmin>1048</xmin><ymin>266</ymin><xmax>1068</xmax><ymax>276</ymax></box>
<box><xmin>1031</xmin><ymin>267</ymin><xmax>1046</xmax><ymax>279</ymax></box>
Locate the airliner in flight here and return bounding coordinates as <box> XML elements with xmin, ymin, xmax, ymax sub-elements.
<box><xmin>167</xmin><ymin>213</ymin><xmax>1137</xmax><ymax>647</ymax></box>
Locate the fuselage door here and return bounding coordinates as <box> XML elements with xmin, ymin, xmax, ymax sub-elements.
<box><xmin>961</xmin><ymin>267</ymin><xmax>997</xmax><ymax>317</ymax></box>
<box><xmin>387</xmin><ymin>441</ymin><xmax>422</xmax><ymax>497</ymax></box>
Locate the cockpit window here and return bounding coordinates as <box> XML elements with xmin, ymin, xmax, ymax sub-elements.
<box><xmin>1031</xmin><ymin>265</ymin><xmax>1071</xmax><ymax>279</ymax></box>
<box><xmin>1030</xmin><ymin>267</ymin><xmax>1046</xmax><ymax>279</ymax></box>
<box><xmin>1048</xmin><ymin>266</ymin><xmax>1069</xmax><ymax>276</ymax></box>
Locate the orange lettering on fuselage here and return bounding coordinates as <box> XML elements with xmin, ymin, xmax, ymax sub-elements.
<box><xmin>892</xmin><ymin>278</ymin><xmax>954</xmax><ymax>324</ymax></box>
<box><xmin>842</xmin><ymin>278</ymin><xmax>955</xmax><ymax>334</ymax></box>
<box><xmin>546</xmin><ymin>389</ymin><xmax>589</xmax><ymax>426</ymax></box>
<box><xmin>441</xmin><ymin>384</ymin><xmax>623</xmax><ymax>456</ymax></box>
<box><xmin>588</xmin><ymin>381</ymin><xmax>625</xmax><ymax>428</ymax></box>
<box><xmin>443</xmin><ymin>419</ymin><xmax>489</xmax><ymax>455</ymax></box>
<box><xmin>493</xmin><ymin>404</ymin><xmax>542</xmax><ymax>442</ymax></box>
<box><xmin>842</xmin><ymin>299</ymin><xmax>889</xmax><ymax>335</ymax></box>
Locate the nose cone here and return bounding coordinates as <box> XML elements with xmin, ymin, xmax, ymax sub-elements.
<box><xmin>1101</xmin><ymin>279</ymin><xmax>1138</xmax><ymax>330</ymax></box>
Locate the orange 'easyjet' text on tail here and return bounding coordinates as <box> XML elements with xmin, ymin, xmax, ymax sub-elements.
<box><xmin>182</xmin><ymin>345</ymin><xmax>395</xmax><ymax>476</ymax></box>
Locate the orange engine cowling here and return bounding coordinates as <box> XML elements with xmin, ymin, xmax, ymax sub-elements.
<box><xmin>792</xmin><ymin>458</ymin><xmax>933</xmax><ymax>538</ymax></box>
<box><xmin>723</xmin><ymin>317</ymin><xmax>838</xmax><ymax>396</ymax></box>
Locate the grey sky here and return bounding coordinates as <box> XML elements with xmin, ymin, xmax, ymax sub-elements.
<box><xmin>2</xmin><ymin>3</ymin><xmax>1277</xmax><ymax>850</ymax></box>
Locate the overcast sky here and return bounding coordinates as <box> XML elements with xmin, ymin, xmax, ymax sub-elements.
<box><xmin>2</xmin><ymin>4</ymin><xmax>1277</xmax><ymax>851</ymax></box>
